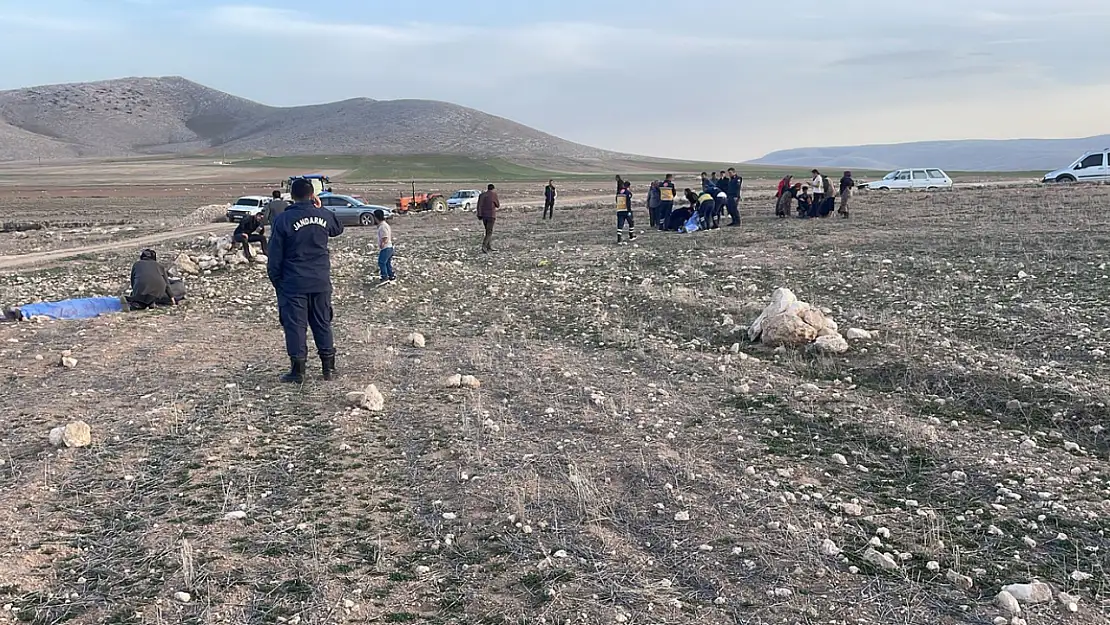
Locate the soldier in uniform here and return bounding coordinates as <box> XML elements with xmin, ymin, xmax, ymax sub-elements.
<box><xmin>657</xmin><ymin>174</ymin><xmax>676</xmax><ymax>231</ymax></box>
<box><xmin>267</xmin><ymin>178</ymin><xmax>345</xmax><ymax>383</ymax></box>
<box><xmin>616</xmin><ymin>180</ymin><xmax>635</xmax><ymax>244</ymax></box>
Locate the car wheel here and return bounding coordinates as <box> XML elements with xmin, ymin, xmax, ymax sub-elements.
<box><xmin>359</xmin><ymin>212</ymin><xmax>374</xmax><ymax>226</ymax></box>
<box><xmin>878</xmin><ymin>186</ymin><xmax>890</xmax><ymax>191</ymax></box>
<box><xmin>1056</xmin><ymin>175</ymin><xmax>1077</xmax><ymax>183</ymax></box>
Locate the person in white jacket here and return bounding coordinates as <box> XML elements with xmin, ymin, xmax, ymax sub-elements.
<box><xmin>811</xmin><ymin>169</ymin><xmax>826</xmax><ymax>208</ymax></box>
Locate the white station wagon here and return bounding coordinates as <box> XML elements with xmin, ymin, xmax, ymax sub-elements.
<box><xmin>862</xmin><ymin>168</ymin><xmax>953</xmax><ymax>191</ymax></box>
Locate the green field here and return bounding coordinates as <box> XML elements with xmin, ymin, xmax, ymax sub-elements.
<box><xmin>225</xmin><ymin>154</ymin><xmax>1041</xmax><ymax>184</ymax></box>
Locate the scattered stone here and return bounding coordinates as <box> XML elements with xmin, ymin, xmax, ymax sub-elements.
<box><xmin>830</xmin><ymin>453</ymin><xmax>848</xmax><ymax>466</ymax></box>
<box><xmin>173</xmin><ymin>253</ymin><xmax>200</xmax><ymax>276</ymax></box>
<box><xmin>407</xmin><ymin>333</ymin><xmax>426</xmax><ymax>348</ymax></box>
<box><xmin>800</xmin><ymin>383</ymin><xmax>821</xmax><ymax>394</ymax></box>
<box><xmin>814</xmin><ymin>334</ymin><xmax>849</xmax><ymax>355</ymax></box>
<box><xmin>446</xmin><ymin>374</ymin><xmax>463</xmax><ymax>388</ymax></box>
<box><xmin>49</xmin><ymin>421</ymin><xmax>92</xmax><ymax>448</ymax></box>
<box><xmin>673</xmin><ymin>511</ymin><xmax>691</xmax><ymax>522</ymax></box>
<box><xmin>862</xmin><ymin>547</ymin><xmax>899</xmax><ymax>571</ymax></box>
<box><xmin>995</xmin><ymin>591</ymin><xmax>1021</xmax><ymax>616</ymax></box>
<box><xmin>1069</xmin><ymin>570</ymin><xmax>1092</xmax><ymax>583</ymax></box>
<box><xmin>224</xmin><ymin>510</ymin><xmax>247</xmax><ymax>521</ymax></box>
<box><xmin>926</xmin><ymin>561</ymin><xmax>941</xmax><ymax>572</ymax></box>
<box><xmin>846</xmin><ymin>328</ymin><xmax>872</xmax><ymax>340</ymax></box>
<box><xmin>946</xmin><ymin>569</ymin><xmax>973</xmax><ymax>591</ymax></box>
<box><xmin>819</xmin><ymin>539</ymin><xmax>841</xmax><ymax>557</ymax></box>
<box><xmin>60</xmin><ymin>356</ymin><xmax>78</xmax><ymax>369</ymax></box>
<box><xmin>347</xmin><ymin>385</ymin><xmax>385</xmax><ymax>412</ymax></box>
<box><xmin>173</xmin><ymin>591</ymin><xmax>192</xmax><ymax>604</ymax></box>
<box><xmin>1002</xmin><ymin>581</ymin><xmax>1052</xmax><ymax>604</ymax></box>
<box><xmin>841</xmin><ymin>502</ymin><xmax>863</xmax><ymax>517</ymax></box>
<box><xmin>950</xmin><ymin>470</ymin><xmax>968</xmax><ymax>482</ymax></box>
<box><xmin>1007</xmin><ymin>399</ymin><xmax>1022</xmax><ymax>412</ymax></box>
<box><xmin>460</xmin><ymin>375</ymin><xmax>481</xmax><ymax>389</ymax></box>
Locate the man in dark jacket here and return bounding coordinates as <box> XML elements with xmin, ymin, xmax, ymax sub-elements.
<box><xmin>725</xmin><ymin>167</ymin><xmax>743</xmax><ymax>226</ymax></box>
<box><xmin>127</xmin><ymin>249</ymin><xmax>176</xmax><ymax>310</ymax></box>
<box><xmin>233</xmin><ymin>212</ymin><xmax>267</xmax><ymax>261</ymax></box>
<box><xmin>543</xmin><ymin>180</ymin><xmax>557</xmax><ymax>220</ymax></box>
<box><xmin>264</xmin><ymin>190</ymin><xmax>289</xmax><ymax>226</ymax></box>
<box><xmin>838</xmin><ymin>171</ymin><xmax>855</xmax><ymax>219</ymax></box>
<box><xmin>616</xmin><ymin>180</ymin><xmax>635</xmax><ymax>244</ymax></box>
<box><xmin>477</xmin><ymin>184</ymin><xmax>499</xmax><ymax>253</ymax></box>
<box><xmin>647</xmin><ymin>180</ymin><xmax>662</xmax><ymax>228</ymax></box>
<box><xmin>267</xmin><ymin>178</ymin><xmax>345</xmax><ymax>383</ymax></box>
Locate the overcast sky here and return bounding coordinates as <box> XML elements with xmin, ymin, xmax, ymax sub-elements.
<box><xmin>1</xmin><ymin>0</ymin><xmax>1108</xmax><ymax>160</ymax></box>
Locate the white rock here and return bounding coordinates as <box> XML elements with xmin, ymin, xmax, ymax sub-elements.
<box><xmin>830</xmin><ymin>453</ymin><xmax>848</xmax><ymax>466</ymax></box>
<box><xmin>407</xmin><ymin>333</ymin><xmax>426</xmax><ymax>348</ymax></box>
<box><xmin>50</xmin><ymin>421</ymin><xmax>92</xmax><ymax>448</ymax></box>
<box><xmin>1002</xmin><ymin>581</ymin><xmax>1052</xmax><ymax>603</ymax></box>
<box><xmin>174</xmin><ymin>591</ymin><xmax>192</xmax><ymax>604</ymax></box>
<box><xmin>800</xmin><ymin>383</ymin><xmax>821</xmax><ymax>394</ymax></box>
<box><xmin>48</xmin><ymin>427</ymin><xmax>65</xmax><ymax>447</ymax></box>
<box><xmin>761</xmin><ymin>313</ymin><xmax>819</xmax><ymax>347</ymax></box>
<box><xmin>819</xmin><ymin>539</ymin><xmax>841</xmax><ymax>557</ymax></box>
<box><xmin>1007</xmin><ymin>399</ymin><xmax>1022</xmax><ymax>412</ymax></box>
<box><xmin>841</xmin><ymin>502</ymin><xmax>863</xmax><ymax>517</ymax></box>
<box><xmin>361</xmin><ymin>385</ymin><xmax>385</xmax><ymax>412</ymax></box>
<box><xmin>414</xmin><ymin>565</ymin><xmax>431</xmax><ymax>575</ymax></box>
<box><xmin>446</xmin><ymin>374</ymin><xmax>463</xmax><ymax>388</ymax></box>
<box><xmin>946</xmin><ymin>569</ymin><xmax>973</xmax><ymax>591</ymax></box>
<box><xmin>748</xmin><ymin>287</ymin><xmax>799</xmax><ymax>341</ymax></box>
<box><xmin>1069</xmin><ymin>570</ymin><xmax>1092</xmax><ymax>582</ymax></box>
<box><xmin>61</xmin><ymin>356</ymin><xmax>78</xmax><ymax>369</ymax></box>
<box><xmin>1058</xmin><ymin>592</ymin><xmax>1079</xmax><ymax>610</ymax></box>
<box><xmin>460</xmin><ymin>375</ymin><xmax>481</xmax><ymax>389</ymax></box>
<box><xmin>814</xmin><ymin>334</ymin><xmax>849</xmax><ymax>355</ymax></box>
<box><xmin>862</xmin><ymin>547</ymin><xmax>899</xmax><ymax>571</ymax></box>
<box><xmin>173</xmin><ymin>253</ymin><xmax>201</xmax><ymax>276</ymax></box>
<box><xmin>846</xmin><ymin>328</ymin><xmax>872</xmax><ymax>341</ymax></box>
<box><xmin>950</xmin><ymin>470</ymin><xmax>968</xmax><ymax>482</ymax></box>
<box><xmin>224</xmin><ymin>510</ymin><xmax>247</xmax><ymax>521</ymax></box>
<box><xmin>995</xmin><ymin>591</ymin><xmax>1021</xmax><ymax>616</ymax></box>
<box><xmin>926</xmin><ymin>561</ymin><xmax>941</xmax><ymax>572</ymax></box>
<box><xmin>673</xmin><ymin>511</ymin><xmax>691</xmax><ymax>522</ymax></box>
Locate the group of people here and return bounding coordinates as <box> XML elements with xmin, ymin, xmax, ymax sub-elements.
<box><xmin>615</xmin><ymin>169</ymin><xmax>744</xmax><ymax>241</ymax></box>
<box><xmin>775</xmin><ymin>169</ymin><xmax>856</xmax><ymax>219</ymax></box>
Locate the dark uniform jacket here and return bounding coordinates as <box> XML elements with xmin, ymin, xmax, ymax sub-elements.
<box><xmin>659</xmin><ymin>181</ymin><xmax>676</xmax><ymax>203</ymax></box>
<box><xmin>130</xmin><ymin>259</ymin><xmax>172</xmax><ymax>305</ymax></box>
<box><xmin>234</xmin><ymin>215</ymin><xmax>264</xmax><ymax>239</ymax></box>
<box><xmin>267</xmin><ymin>202</ymin><xmax>344</xmax><ymax>294</ymax></box>
<box><xmin>726</xmin><ymin>175</ymin><xmax>743</xmax><ymax>199</ymax></box>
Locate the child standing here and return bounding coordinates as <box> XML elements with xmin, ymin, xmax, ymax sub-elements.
<box><xmin>374</xmin><ymin>209</ymin><xmax>395</xmax><ymax>283</ymax></box>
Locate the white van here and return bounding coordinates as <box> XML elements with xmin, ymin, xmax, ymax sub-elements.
<box><xmin>862</xmin><ymin>168</ymin><xmax>953</xmax><ymax>191</ymax></box>
<box><xmin>1041</xmin><ymin>150</ymin><xmax>1109</xmax><ymax>183</ymax></box>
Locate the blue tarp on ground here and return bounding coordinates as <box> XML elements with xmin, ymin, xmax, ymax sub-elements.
<box><xmin>18</xmin><ymin>296</ymin><xmax>125</xmax><ymax>320</ymax></box>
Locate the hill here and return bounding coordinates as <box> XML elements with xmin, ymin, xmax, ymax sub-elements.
<box><xmin>0</xmin><ymin>76</ymin><xmax>618</xmax><ymax>163</ymax></box>
<box><xmin>750</xmin><ymin>135</ymin><xmax>1110</xmax><ymax>172</ymax></box>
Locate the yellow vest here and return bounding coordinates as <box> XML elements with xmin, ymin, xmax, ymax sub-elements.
<box><xmin>659</xmin><ymin>186</ymin><xmax>675</xmax><ymax>201</ymax></box>
<box><xmin>615</xmin><ymin>194</ymin><xmax>630</xmax><ymax>211</ymax></box>
<box><xmin>697</xmin><ymin>192</ymin><xmax>713</xmax><ymax>205</ymax></box>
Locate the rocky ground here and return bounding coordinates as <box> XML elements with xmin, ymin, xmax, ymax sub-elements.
<box><xmin>1</xmin><ymin>184</ymin><xmax>1109</xmax><ymax>625</ymax></box>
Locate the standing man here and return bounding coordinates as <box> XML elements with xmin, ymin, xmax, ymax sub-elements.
<box><xmin>267</xmin><ymin>178</ymin><xmax>344</xmax><ymax>384</ymax></box>
<box><xmin>647</xmin><ymin>180</ymin><xmax>662</xmax><ymax>228</ymax></box>
<box><xmin>658</xmin><ymin>174</ymin><xmax>676</xmax><ymax>231</ymax></box>
<box><xmin>263</xmin><ymin>190</ymin><xmax>289</xmax><ymax>226</ymax></box>
<box><xmin>616</xmin><ymin>180</ymin><xmax>635</xmax><ymax>244</ymax></box>
<box><xmin>233</xmin><ymin>212</ymin><xmax>268</xmax><ymax>262</ymax></box>
<box><xmin>811</xmin><ymin>169</ymin><xmax>825</xmax><ymax>208</ymax></box>
<box><xmin>725</xmin><ymin>167</ymin><xmax>743</xmax><ymax>227</ymax></box>
<box><xmin>543</xmin><ymin>180</ymin><xmax>557</xmax><ymax>220</ymax></box>
<box><xmin>700</xmin><ymin>172</ymin><xmax>717</xmax><ymax>193</ymax></box>
<box><xmin>477</xmin><ymin>183</ymin><xmax>499</xmax><ymax>253</ymax></box>
<box><xmin>838</xmin><ymin>171</ymin><xmax>855</xmax><ymax>219</ymax></box>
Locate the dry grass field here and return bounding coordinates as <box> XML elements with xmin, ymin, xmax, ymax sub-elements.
<box><xmin>1</xmin><ymin>175</ymin><xmax>1109</xmax><ymax>625</ymax></box>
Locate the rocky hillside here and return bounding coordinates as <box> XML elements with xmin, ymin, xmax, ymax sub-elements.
<box><xmin>0</xmin><ymin>76</ymin><xmax>614</xmax><ymax>162</ymax></box>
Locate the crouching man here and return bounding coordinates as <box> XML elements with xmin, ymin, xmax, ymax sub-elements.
<box><xmin>267</xmin><ymin>178</ymin><xmax>345</xmax><ymax>383</ymax></box>
<box><xmin>128</xmin><ymin>249</ymin><xmax>184</xmax><ymax>309</ymax></box>
<box><xmin>233</xmin><ymin>212</ymin><xmax>268</xmax><ymax>261</ymax></box>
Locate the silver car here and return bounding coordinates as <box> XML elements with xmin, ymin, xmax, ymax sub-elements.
<box><xmin>319</xmin><ymin>194</ymin><xmax>395</xmax><ymax>226</ymax></box>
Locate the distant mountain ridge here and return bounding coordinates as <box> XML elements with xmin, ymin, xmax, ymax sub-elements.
<box><xmin>0</xmin><ymin>76</ymin><xmax>620</xmax><ymax>163</ymax></box>
<box><xmin>750</xmin><ymin>135</ymin><xmax>1110</xmax><ymax>172</ymax></box>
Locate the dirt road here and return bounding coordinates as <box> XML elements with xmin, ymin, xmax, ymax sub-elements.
<box><xmin>0</xmin><ymin>222</ymin><xmax>232</xmax><ymax>270</ymax></box>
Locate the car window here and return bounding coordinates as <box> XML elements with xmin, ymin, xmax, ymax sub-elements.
<box><xmin>235</xmin><ymin>198</ymin><xmax>258</xmax><ymax>207</ymax></box>
<box><xmin>911</xmin><ymin>170</ymin><xmax>926</xmax><ymax>180</ymax></box>
<box><xmin>883</xmin><ymin>172</ymin><xmax>897</xmax><ymax>180</ymax></box>
<box><xmin>1080</xmin><ymin>154</ymin><xmax>1103</xmax><ymax>168</ymax></box>
<box><xmin>927</xmin><ymin>169</ymin><xmax>945</xmax><ymax>179</ymax></box>
<box><xmin>896</xmin><ymin>171</ymin><xmax>911</xmax><ymax>180</ymax></box>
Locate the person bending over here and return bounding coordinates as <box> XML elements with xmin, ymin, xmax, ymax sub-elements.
<box><xmin>128</xmin><ymin>249</ymin><xmax>179</xmax><ymax>310</ymax></box>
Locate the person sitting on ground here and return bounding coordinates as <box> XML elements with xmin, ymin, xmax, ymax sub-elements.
<box><xmin>128</xmin><ymin>249</ymin><xmax>181</xmax><ymax>310</ymax></box>
<box><xmin>233</xmin><ymin>212</ymin><xmax>268</xmax><ymax>261</ymax></box>
<box><xmin>796</xmin><ymin>184</ymin><xmax>812</xmax><ymax>218</ymax></box>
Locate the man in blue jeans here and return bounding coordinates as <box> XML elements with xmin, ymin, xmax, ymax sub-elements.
<box><xmin>267</xmin><ymin>178</ymin><xmax>345</xmax><ymax>383</ymax></box>
<box><xmin>374</xmin><ymin>209</ymin><xmax>395</xmax><ymax>283</ymax></box>
<box><xmin>725</xmin><ymin>167</ymin><xmax>743</xmax><ymax>226</ymax></box>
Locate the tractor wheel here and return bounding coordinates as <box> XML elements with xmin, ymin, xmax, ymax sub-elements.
<box><xmin>428</xmin><ymin>196</ymin><xmax>448</xmax><ymax>213</ymax></box>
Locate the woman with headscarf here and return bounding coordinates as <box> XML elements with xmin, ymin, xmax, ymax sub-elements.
<box><xmin>128</xmin><ymin>249</ymin><xmax>177</xmax><ymax>310</ymax></box>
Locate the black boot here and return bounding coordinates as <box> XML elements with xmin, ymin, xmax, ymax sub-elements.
<box><xmin>280</xmin><ymin>358</ymin><xmax>306</xmax><ymax>384</ymax></box>
<box><xmin>321</xmin><ymin>352</ymin><xmax>337</xmax><ymax>381</ymax></box>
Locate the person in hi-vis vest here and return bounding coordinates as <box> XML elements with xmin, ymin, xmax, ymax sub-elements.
<box><xmin>657</xmin><ymin>174</ymin><xmax>676</xmax><ymax>231</ymax></box>
<box><xmin>616</xmin><ymin>180</ymin><xmax>635</xmax><ymax>244</ymax></box>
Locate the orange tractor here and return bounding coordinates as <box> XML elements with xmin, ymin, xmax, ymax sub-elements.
<box><xmin>395</xmin><ymin>181</ymin><xmax>447</xmax><ymax>213</ymax></box>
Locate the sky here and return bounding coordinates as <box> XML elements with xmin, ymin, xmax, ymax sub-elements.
<box><xmin>1</xmin><ymin>0</ymin><xmax>1109</xmax><ymax>161</ymax></box>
